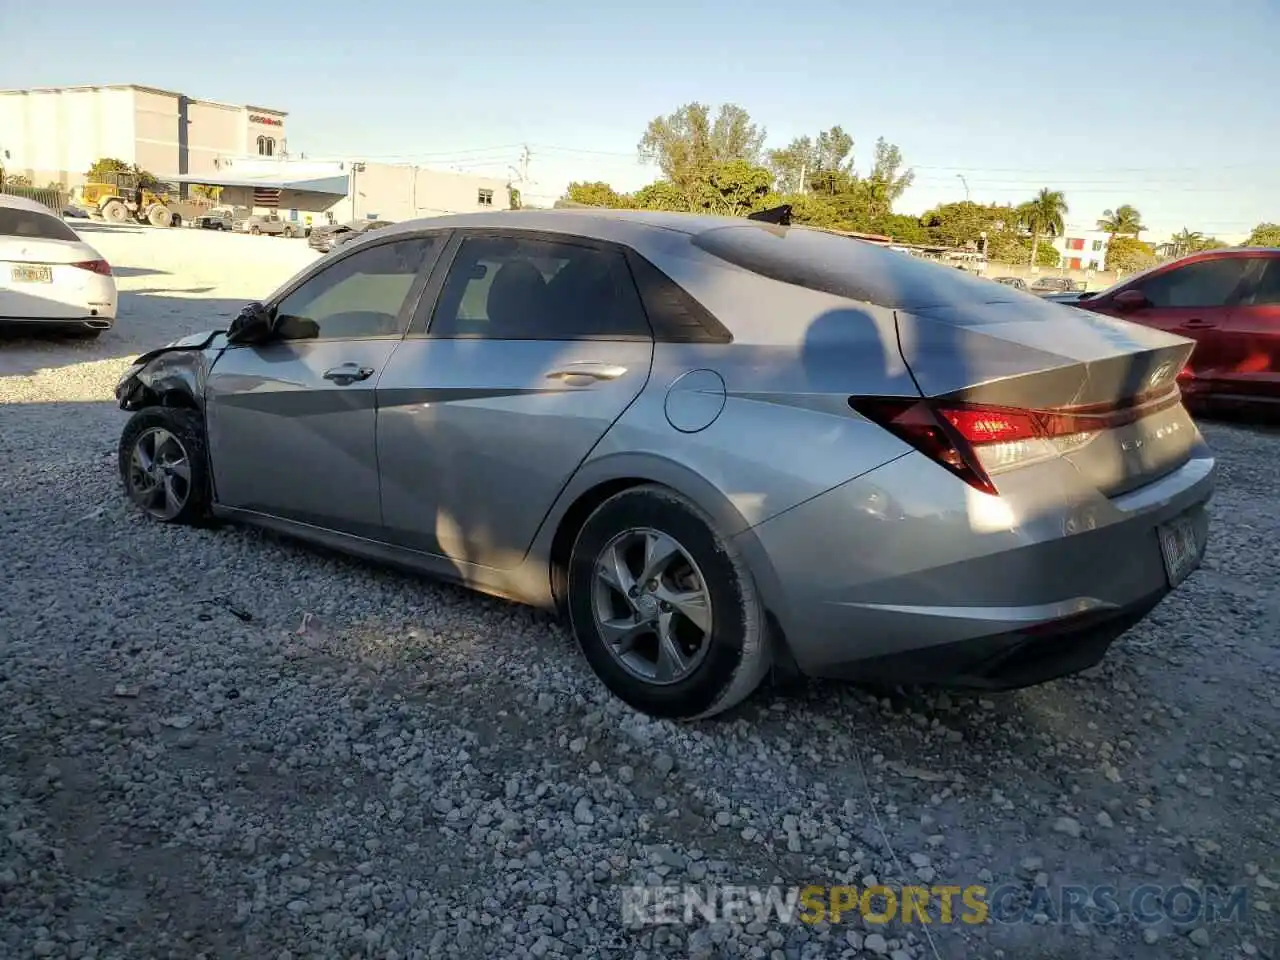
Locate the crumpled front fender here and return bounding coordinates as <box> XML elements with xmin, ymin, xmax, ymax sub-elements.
<box><xmin>115</xmin><ymin>329</ymin><xmax>227</xmax><ymax>411</ymax></box>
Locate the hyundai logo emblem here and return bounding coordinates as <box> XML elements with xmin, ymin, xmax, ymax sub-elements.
<box><xmin>1149</xmin><ymin>361</ymin><xmax>1174</xmax><ymax>388</ymax></box>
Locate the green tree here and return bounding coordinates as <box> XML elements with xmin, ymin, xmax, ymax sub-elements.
<box><xmin>563</xmin><ymin>181</ymin><xmax>625</xmax><ymax>208</ymax></box>
<box><xmin>863</xmin><ymin>138</ymin><xmax>914</xmax><ymax>219</ymax></box>
<box><xmin>1168</xmin><ymin>227</ymin><xmax>1203</xmax><ymax>258</ymax></box>
<box><xmin>638</xmin><ymin>103</ymin><xmax>766</xmax><ymax>194</ymax></box>
<box><xmin>1246</xmin><ymin>222</ymin><xmax>1280</xmax><ymax>247</ymax></box>
<box><xmin>767</xmin><ymin>126</ymin><xmax>854</xmax><ymax>194</ymax></box>
<box><xmin>507</xmin><ymin>186</ymin><xmax>522</xmax><ymax>210</ymax></box>
<box><xmin>686</xmin><ymin>160</ymin><xmax>774</xmax><ymax>216</ymax></box>
<box><xmin>1018</xmin><ymin>188</ymin><xmax>1069</xmax><ymax>269</ymax></box>
<box><xmin>191</xmin><ymin>184</ymin><xmax>223</xmax><ymax>202</ymax></box>
<box><xmin>1036</xmin><ymin>243</ymin><xmax>1061</xmax><ymax>268</ymax></box>
<box><xmin>1106</xmin><ymin>236</ymin><xmax>1157</xmax><ymax>272</ymax></box>
<box><xmin>920</xmin><ymin>201</ymin><xmax>1015</xmax><ymax>247</ymax></box>
<box><xmin>87</xmin><ymin>157</ymin><xmax>159</xmax><ymax>188</ymax></box>
<box><xmin>1096</xmin><ymin>204</ymin><xmax>1145</xmax><ymax>239</ymax></box>
<box><xmin>4</xmin><ymin>174</ymin><xmax>32</xmax><ymax>187</ymax></box>
<box><xmin>631</xmin><ymin>180</ymin><xmax>688</xmax><ymax>212</ymax></box>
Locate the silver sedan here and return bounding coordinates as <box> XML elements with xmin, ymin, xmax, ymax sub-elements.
<box><xmin>115</xmin><ymin>210</ymin><xmax>1214</xmax><ymax>719</ymax></box>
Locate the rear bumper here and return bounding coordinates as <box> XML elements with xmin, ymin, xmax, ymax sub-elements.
<box><xmin>737</xmin><ymin>444</ymin><xmax>1215</xmax><ymax>685</ymax></box>
<box><xmin>811</xmin><ymin>590</ymin><xmax>1166</xmax><ymax>689</ymax></box>
<box><xmin>0</xmin><ymin>316</ymin><xmax>113</xmax><ymax>332</ymax></box>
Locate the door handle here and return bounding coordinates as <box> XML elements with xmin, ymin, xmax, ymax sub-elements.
<box><xmin>323</xmin><ymin>363</ymin><xmax>375</xmax><ymax>384</ymax></box>
<box><xmin>545</xmin><ymin>363</ymin><xmax>628</xmax><ymax>384</ymax></box>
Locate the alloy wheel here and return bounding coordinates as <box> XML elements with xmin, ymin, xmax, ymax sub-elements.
<box><xmin>127</xmin><ymin>427</ymin><xmax>192</xmax><ymax>520</ymax></box>
<box><xmin>591</xmin><ymin>527</ymin><xmax>713</xmax><ymax>685</ymax></box>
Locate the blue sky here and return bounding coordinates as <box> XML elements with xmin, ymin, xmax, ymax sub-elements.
<box><xmin>2</xmin><ymin>0</ymin><xmax>1277</xmax><ymax>241</ymax></box>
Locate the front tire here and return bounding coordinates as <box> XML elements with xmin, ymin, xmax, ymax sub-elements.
<box><xmin>567</xmin><ymin>485</ymin><xmax>770</xmax><ymax>720</ymax></box>
<box><xmin>101</xmin><ymin>200</ymin><xmax>128</xmax><ymax>224</ymax></box>
<box><xmin>119</xmin><ymin>407</ymin><xmax>210</xmax><ymax>525</ymax></box>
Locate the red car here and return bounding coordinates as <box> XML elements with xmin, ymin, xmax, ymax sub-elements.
<box><xmin>1067</xmin><ymin>248</ymin><xmax>1280</xmax><ymax>410</ymax></box>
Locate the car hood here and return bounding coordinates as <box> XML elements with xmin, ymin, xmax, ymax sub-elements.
<box><xmin>130</xmin><ymin>329</ymin><xmax>227</xmax><ymax>365</ymax></box>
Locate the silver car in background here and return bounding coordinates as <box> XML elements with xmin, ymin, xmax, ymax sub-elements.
<box><xmin>114</xmin><ymin>211</ymin><xmax>1214</xmax><ymax>719</ymax></box>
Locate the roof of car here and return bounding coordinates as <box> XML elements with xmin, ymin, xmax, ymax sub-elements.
<box><xmin>0</xmin><ymin>194</ymin><xmax>60</xmax><ymax>215</ymax></box>
<box><xmin>384</xmin><ymin>208</ymin><xmax>766</xmax><ymax>244</ymax></box>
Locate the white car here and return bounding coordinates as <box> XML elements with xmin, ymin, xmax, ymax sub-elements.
<box><xmin>0</xmin><ymin>194</ymin><xmax>117</xmax><ymax>338</ymax></box>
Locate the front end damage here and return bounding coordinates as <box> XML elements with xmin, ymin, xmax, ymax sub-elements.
<box><xmin>115</xmin><ymin>329</ymin><xmax>227</xmax><ymax>412</ymax></box>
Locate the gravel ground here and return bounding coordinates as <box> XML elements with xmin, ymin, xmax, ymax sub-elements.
<box><xmin>1</xmin><ymin>225</ymin><xmax>1277</xmax><ymax>960</ymax></box>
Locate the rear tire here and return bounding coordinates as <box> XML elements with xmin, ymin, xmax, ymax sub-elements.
<box><xmin>101</xmin><ymin>200</ymin><xmax>128</xmax><ymax>224</ymax></box>
<box><xmin>282</xmin><ymin>225</ymin><xmax>294</xmax><ymax>238</ymax></box>
<box><xmin>567</xmin><ymin>485</ymin><xmax>771</xmax><ymax>720</ymax></box>
<box><xmin>119</xmin><ymin>407</ymin><xmax>211</xmax><ymax>526</ymax></box>
<box><xmin>148</xmin><ymin>205</ymin><xmax>170</xmax><ymax>228</ymax></box>
<box><xmin>249</xmin><ymin>225</ymin><xmax>260</xmax><ymax>235</ymax></box>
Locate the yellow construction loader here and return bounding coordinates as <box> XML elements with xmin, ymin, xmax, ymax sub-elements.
<box><xmin>79</xmin><ymin>172</ymin><xmax>173</xmax><ymax>227</ymax></box>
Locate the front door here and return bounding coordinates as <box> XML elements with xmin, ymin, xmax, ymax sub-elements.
<box><xmin>377</xmin><ymin>232</ymin><xmax>654</xmax><ymax>568</ymax></box>
<box><xmin>205</xmin><ymin>233</ymin><xmax>444</xmax><ymax>538</ymax></box>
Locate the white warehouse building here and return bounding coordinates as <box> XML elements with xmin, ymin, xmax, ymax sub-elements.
<box><xmin>0</xmin><ymin>83</ymin><xmax>513</xmax><ymax>227</ymax></box>
<box><xmin>173</xmin><ymin>156</ymin><xmax>512</xmax><ymax>227</ymax></box>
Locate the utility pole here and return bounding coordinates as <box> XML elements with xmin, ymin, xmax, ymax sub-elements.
<box><xmin>518</xmin><ymin>145</ymin><xmax>530</xmax><ymax>185</ymax></box>
<box><xmin>957</xmin><ymin>174</ymin><xmax>970</xmax><ymax>203</ymax></box>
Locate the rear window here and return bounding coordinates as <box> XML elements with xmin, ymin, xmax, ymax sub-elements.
<box><xmin>690</xmin><ymin>224</ymin><xmax>1026</xmax><ymax>316</ymax></box>
<box><xmin>0</xmin><ymin>205</ymin><xmax>80</xmax><ymax>242</ymax></box>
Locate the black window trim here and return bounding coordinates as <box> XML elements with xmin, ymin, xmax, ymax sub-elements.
<box><xmin>404</xmin><ymin>227</ymin><xmax>732</xmax><ymax>344</ymax></box>
<box><xmin>239</xmin><ymin>229</ymin><xmax>452</xmax><ymax>346</ymax></box>
<box><xmin>406</xmin><ymin>228</ymin><xmax>651</xmax><ymax>342</ymax></box>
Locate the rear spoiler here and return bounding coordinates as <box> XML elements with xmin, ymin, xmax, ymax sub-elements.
<box><xmin>747</xmin><ymin>204</ymin><xmax>792</xmax><ymax>226</ymax></box>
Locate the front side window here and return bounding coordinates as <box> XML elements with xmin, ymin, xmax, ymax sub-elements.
<box><xmin>273</xmin><ymin>236</ymin><xmax>440</xmax><ymax>341</ymax></box>
<box><xmin>0</xmin><ymin>206</ymin><xmax>79</xmax><ymax>241</ymax></box>
<box><xmin>429</xmin><ymin>235</ymin><xmax>649</xmax><ymax>340</ymax></box>
<box><xmin>1134</xmin><ymin>257</ymin><xmax>1252</xmax><ymax>308</ymax></box>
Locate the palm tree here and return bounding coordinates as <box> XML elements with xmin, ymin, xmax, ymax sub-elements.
<box><xmin>1019</xmin><ymin>188</ymin><xmax>1069</xmax><ymax>268</ymax></box>
<box><xmin>1097</xmin><ymin>204</ymin><xmax>1146</xmax><ymax>239</ymax></box>
<box><xmin>1169</xmin><ymin>227</ymin><xmax>1205</xmax><ymax>258</ymax></box>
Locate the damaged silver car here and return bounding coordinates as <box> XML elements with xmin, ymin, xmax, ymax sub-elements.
<box><xmin>116</xmin><ymin>210</ymin><xmax>1213</xmax><ymax>719</ymax></box>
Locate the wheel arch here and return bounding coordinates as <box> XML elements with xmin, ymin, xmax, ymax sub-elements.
<box><xmin>540</xmin><ymin>454</ymin><xmax>788</xmax><ymax>630</ymax></box>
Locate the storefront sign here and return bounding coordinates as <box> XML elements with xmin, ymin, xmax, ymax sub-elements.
<box><xmin>249</xmin><ymin>114</ymin><xmax>283</xmax><ymax>127</ymax></box>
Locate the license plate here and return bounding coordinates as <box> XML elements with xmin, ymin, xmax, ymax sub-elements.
<box><xmin>11</xmin><ymin>264</ymin><xmax>53</xmax><ymax>283</ymax></box>
<box><xmin>1158</xmin><ymin>514</ymin><xmax>1200</xmax><ymax>587</ymax></box>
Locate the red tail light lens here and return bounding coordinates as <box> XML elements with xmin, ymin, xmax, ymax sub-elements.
<box><xmin>72</xmin><ymin>259</ymin><xmax>112</xmax><ymax>276</ymax></box>
<box><xmin>852</xmin><ymin>388</ymin><xmax>1181</xmax><ymax>495</ymax></box>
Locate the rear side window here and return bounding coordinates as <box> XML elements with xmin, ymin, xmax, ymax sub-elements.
<box><xmin>429</xmin><ymin>235</ymin><xmax>650</xmax><ymax>340</ymax></box>
<box><xmin>1134</xmin><ymin>258</ymin><xmax>1252</xmax><ymax>308</ymax></box>
<box><xmin>0</xmin><ymin>206</ymin><xmax>80</xmax><ymax>242</ymax></box>
<box><xmin>1243</xmin><ymin>258</ymin><xmax>1280</xmax><ymax>306</ymax></box>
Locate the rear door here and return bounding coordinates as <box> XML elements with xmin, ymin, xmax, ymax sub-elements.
<box><xmin>205</xmin><ymin>233</ymin><xmax>444</xmax><ymax>538</ymax></box>
<box><xmin>376</xmin><ymin>231</ymin><xmax>654</xmax><ymax>568</ymax></box>
<box><xmin>1098</xmin><ymin>256</ymin><xmax>1255</xmax><ymax>387</ymax></box>
<box><xmin>1218</xmin><ymin>255</ymin><xmax>1280</xmax><ymax>402</ymax></box>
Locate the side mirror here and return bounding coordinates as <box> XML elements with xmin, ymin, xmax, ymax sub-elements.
<box><xmin>1113</xmin><ymin>289</ymin><xmax>1150</xmax><ymax>311</ymax></box>
<box><xmin>227</xmin><ymin>301</ymin><xmax>275</xmax><ymax>344</ymax></box>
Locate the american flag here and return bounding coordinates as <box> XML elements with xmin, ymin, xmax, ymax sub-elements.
<box><xmin>252</xmin><ymin>187</ymin><xmax>281</xmax><ymax>208</ymax></box>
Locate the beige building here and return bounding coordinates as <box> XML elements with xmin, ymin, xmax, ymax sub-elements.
<box><xmin>0</xmin><ymin>83</ymin><xmax>287</xmax><ymax>187</ymax></box>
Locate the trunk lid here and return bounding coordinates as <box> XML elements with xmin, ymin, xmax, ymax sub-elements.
<box><xmin>895</xmin><ymin>299</ymin><xmax>1198</xmax><ymax>497</ymax></box>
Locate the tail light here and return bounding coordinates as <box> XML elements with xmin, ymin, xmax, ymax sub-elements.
<box><xmin>72</xmin><ymin>259</ymin><xmax>112</xmax><ymax>276</ymax></box>
<box><xmin>851</xmin><ymin>387</ymin><xmax>1181</xmax><ymax>495</ymax></box>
